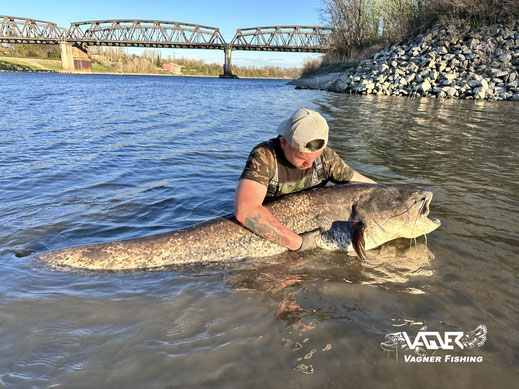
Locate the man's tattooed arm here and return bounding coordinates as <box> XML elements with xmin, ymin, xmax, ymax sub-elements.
<box><xmin>244</xmin><ymin>212</ymin><xmax>292</xmax><ymax>248</ymax></box>
<box><xmin>235</xmin><ymin>179</ymin><xmax>303</xmax><ymax>250</ymax></box>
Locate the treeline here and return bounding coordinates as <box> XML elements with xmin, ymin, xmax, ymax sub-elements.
<box><xmin>90</xmin><ymin>47</ymin><xmax>160</xmax><ymax>74</ymax></box>
<box><xmin>167</xmin><ymin>57</ymin><xmax>225</xmax><ymax>76</ymax></box>
<box><xmin>236</xmin><ymin>65</ymin><xmax>301</xmax><ymax>78</ymax></box>
<box><xmin>161</xmin><ymin>56</ymin><xmax>301</xmax><ymax>78</ymax></box>
<box><xmin>321</xmin><ymin>0</ymin><xmax>519</xmax><ymax>62</ymax></box>
<box><xmin>92</xmin><ymin>47</ymin><xmax>301</xmax><ymax>78</ymax></box>
<box><xmin>1</xmin><ymin>44</ymin><xmax>302</xmax><ymax>78</ymax></box>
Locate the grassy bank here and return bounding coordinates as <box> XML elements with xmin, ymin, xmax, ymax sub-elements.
<box><xmin>0</xmin><ymin>57</ymin><xmax>62</xmax><ymax>72</ymax></box>
<box><xmin>0</xmin><ymin>60</ymin><xmax>32</xmax><ymax>71</ymax></box>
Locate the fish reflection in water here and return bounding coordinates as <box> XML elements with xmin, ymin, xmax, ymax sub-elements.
<box><xmin>222</xmin><ymin>239</ymin><xmax>435</xmax><ymax>374</ymax></box>
<box><xmin>225</xmin><ymin>239</ymin><xmax>435</xmax><ymax>324</ymax></box>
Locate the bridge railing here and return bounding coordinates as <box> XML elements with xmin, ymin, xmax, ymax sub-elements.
<box><xmin>0</xmin><ymin>15</ymin><xmax>67</xmax><ymax>44</ymax></box>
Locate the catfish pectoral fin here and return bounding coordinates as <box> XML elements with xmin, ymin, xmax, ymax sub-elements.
<box><xmin>351</xmin><ymin>221</ymin><xmax>366</xmax><ymax>261</ymax></box>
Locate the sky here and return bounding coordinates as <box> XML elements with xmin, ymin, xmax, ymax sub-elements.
<box><xmin>1</xmin><ymin>0</ymin><xmax>326</xmax><ymax>67</ymax></box>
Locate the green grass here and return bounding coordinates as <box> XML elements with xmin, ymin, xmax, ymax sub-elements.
<box><xmin>180</xmin><ymin>66</ymin><xmax>198</xmax><ymax>75</ymax></box>
<box><xmin>0</xmin><ymin>59</ymin><xmax>33</xmax><ymax>71</ymax></box>
<box><xmin>0</xmin><ymin>57</ymin><xmax>62</xmax><ymax>71</ymax></box>
<box><xmin>91</xmin><ymin>62</ymin><xmax>112</xmax><ymax>73</ymax></box>
<box><xmin>40</xmin><ymin>61</ymin><xmax>63</xmax><ymax>71</ymax></box>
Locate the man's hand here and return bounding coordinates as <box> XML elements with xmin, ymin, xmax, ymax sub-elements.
<box><xmin>296</xmin><ymin>229</ymin><xmax>321</xmax><ymax>252</ymax></box>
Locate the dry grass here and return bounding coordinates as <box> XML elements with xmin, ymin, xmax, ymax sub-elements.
<box><xmin>301</xmin><ymin>55</ymin><xmax>359</xmax><ymax>77</ymax></box>
<box><xmin>425</xmin><ymin>0</ymin><xmax>519</xmax><ymax>21</ymax></box>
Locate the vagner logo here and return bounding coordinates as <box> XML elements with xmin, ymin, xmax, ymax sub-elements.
<box><xmin>381</xmin><ymin>324</ymin><xmax>487</xmax><ymax>363</ymax></box>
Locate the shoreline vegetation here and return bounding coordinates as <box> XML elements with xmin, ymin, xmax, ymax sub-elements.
<box><xmin>295</xmin><ymin>0</ymin><xmax>519</xmax><ymax>101</ymax></box>
<box><xmin>0</xmin><ymin>45</ymin><xmax>302</xmax><ymax>79</ymax></box>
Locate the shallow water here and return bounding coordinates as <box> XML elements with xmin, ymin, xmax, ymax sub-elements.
<box><xmin>0</xmin><ymin>72</ymin><xmax>517</xmax><ymax>388</ymax></box>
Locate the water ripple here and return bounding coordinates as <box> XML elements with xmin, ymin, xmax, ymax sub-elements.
<box><xmin>0</xmin><ymin>73</ymin><xmax>517</xmax><ymax>386</ymax></box>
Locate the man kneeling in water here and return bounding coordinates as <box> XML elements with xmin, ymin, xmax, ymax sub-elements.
<box><xmin>234</xmin><ymin>107</ymin><xmax>376</xmax><ymax>252</ymax></box>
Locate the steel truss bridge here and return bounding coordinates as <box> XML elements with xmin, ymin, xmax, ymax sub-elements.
<box><xmin>0</xmin><ymin>15</ymin><xmax>332</xmax><ymax>76</ymax></box>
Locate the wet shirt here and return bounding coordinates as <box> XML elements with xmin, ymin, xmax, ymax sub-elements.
<box><xmin>239</xmin><ymin>137</ymin><xmax>355</xmax><ymax>198</ymax></box>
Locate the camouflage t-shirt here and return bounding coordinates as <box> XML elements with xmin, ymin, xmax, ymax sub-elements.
<box><xmin>239</xmin><ymin>137</ymin><xmax>354</xmax><ymax>198</ymax></box>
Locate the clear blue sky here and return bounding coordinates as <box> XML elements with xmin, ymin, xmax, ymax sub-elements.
<box><xmin>1</xmin><ymin>0</ymin><xmax>325</xmax><ymax>67</ymax></box>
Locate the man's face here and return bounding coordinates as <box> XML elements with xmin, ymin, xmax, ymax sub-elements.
<box><xmin>280</xmin><ymin>138</ymin><xmax>323</xmax><ymax>170</ymax></box>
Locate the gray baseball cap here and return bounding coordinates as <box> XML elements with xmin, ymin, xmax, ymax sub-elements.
<box><xmin>277</xmin><ymin>108</ymin><xmax>329</xmax><ymax>153</ymax></box>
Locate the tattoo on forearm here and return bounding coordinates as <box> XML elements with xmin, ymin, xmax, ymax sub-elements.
<box><xmin>244</xmin><ymin>214</ymin><xmax>290</xmax><ymax>247</ymax></box>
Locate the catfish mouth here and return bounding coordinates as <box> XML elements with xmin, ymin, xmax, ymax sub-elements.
<box><xmin>419</xmin><ymin>192</ymin><xmax>431</xmax><ymax>216</ymax></box>
<box><xmin>419</xmin><ymin>192</ymin><xmax>441</xmax><ymax>226</ymax></box>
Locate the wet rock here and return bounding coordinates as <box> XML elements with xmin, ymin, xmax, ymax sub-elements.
<box><xmin>473</xmin><ymin>87</ymin><xmax>486</xmax><ymax>99</ymax></box>
<box><xmin>419</xmin><ymin>80</ymin><xmax>432</xmax><ymax>93</ymax></box>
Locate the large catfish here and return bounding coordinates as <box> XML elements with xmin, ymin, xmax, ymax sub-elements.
<box><xmin>38</xmin><ymin>184</ymin><xmax>441</xmax><ymax>271</ymax></box>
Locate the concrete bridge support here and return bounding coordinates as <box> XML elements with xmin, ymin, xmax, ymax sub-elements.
<box><xmin>219</xmin><ymin>45</ymin><xmax>238</xmax><ymax>78</ymax></box>
<box><xmin>59</xmin><ymin>42</ymin><xmax>92</xmax><ymax>72</ymax></box>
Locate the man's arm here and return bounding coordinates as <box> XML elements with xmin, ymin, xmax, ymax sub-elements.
<box><xmin>349</xmin><ymin>170</ymin><xmax>377</xmax><ymax>184</ymax></box>
<box><xmin>324</xmin><ymin>148</ymin><xmax>377</xmax><ymax>184</ymax></box>
<box><xmin>234</xmin><ymin>179</ymin><xmax>302</xmax><ymax>251</ymax></box>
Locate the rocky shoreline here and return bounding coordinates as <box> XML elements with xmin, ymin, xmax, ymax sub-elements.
<box><xmin>291</xmin><ymin>19</ymin><xmax>519</xmax><ymax>101</ymax></box>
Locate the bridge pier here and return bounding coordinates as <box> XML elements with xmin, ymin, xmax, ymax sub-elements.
<box><xmin>219</xmin><ymin>45</ymin><xmax>238</xmax><ymax>79</ymax></box>
<box><xmin>59</xmin><ymin>42</ymin><xmax>92</xmax><ymax>72</ymax></box>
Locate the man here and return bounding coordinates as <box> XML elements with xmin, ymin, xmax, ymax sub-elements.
<box><xmin>234</xmin><ymin>107</ymin><xmax>376</xmax><ymax>252</ymax></box>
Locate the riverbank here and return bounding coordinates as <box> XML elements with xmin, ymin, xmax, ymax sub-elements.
<box><xmin>0</xmin><ymin>57</ymin><xmax>296</xmax><ymax>79</ymax></box>
<box><xmin>0</xmin><ymin>57</ymin><xmax>63</xmax><ymax>72</ymax></box>
<box><xmin>291</xmin><ymin>19</ymin><xmax>519</xmax><ymax>101</ymax></box>
<box><xmin>0</xmin><ymin>68</ymin><xmax>293</xmax><ymax>80</ymax></box>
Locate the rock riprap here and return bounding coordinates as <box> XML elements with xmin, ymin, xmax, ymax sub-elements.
<box><xmin>293</xmin><ymin>20</ymin><xmax>519</xmax><ymax>101</ymax></box>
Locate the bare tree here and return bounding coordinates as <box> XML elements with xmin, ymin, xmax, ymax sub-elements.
<box><xmin>322</xmin><ymin>0</ymin><xmax>383</xmax><ymax>58</ymax></box>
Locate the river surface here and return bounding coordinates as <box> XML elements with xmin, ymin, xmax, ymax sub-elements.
<box><xmin>0</xmin><ymin>72</ymin><xmax>517</xmax><ymax>388</ymax></box>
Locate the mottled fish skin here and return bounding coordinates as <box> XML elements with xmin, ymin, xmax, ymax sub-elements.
<box><xmin>37</xmin><ymin>184</ymin><xmax>440</xmax><ymax>271</ymax></box>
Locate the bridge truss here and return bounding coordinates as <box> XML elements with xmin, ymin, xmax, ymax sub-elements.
<box><xmin>66</xmin><ymin>20</ymin><xmax>227</xmax><ymax>49</ymax></box>
<box><xmin>1</xmin><ymin>15</ymin><xmax>332</xmax><ymax>52</ymax></box>
<box><xmin>230</xmin><ymin>26</ymin><xmax>333</xmax><ymax>52</ymax></box>
<box><xmin>0</xmin><ymin>15</ymin><xmax>66</xmax><ymax>44</ymax></box>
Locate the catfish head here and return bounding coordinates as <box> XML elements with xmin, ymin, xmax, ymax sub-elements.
<box><xmin>316</xmin><ymin>185</ymin><xmax>441</xmax><ymax>260</ymax></box>
<box><xmin>368</xmin><ymin>186</ymin><xmax>441</xmax><ymax>239</ymax></box>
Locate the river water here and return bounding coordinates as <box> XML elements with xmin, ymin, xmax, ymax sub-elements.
<box><xmin>0</xmin><ymin>72</ymin><xmax>517</xmax><ymax>388</ymax></box>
